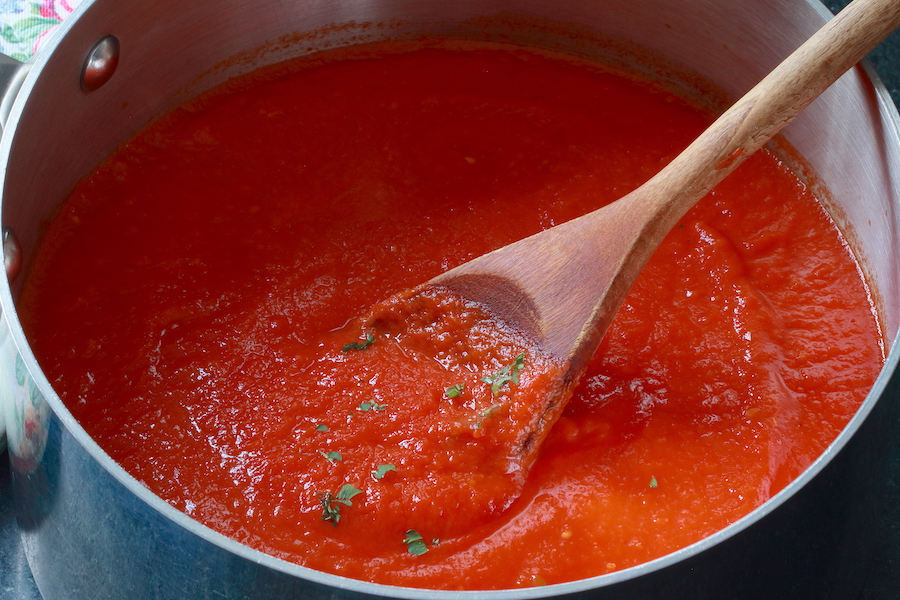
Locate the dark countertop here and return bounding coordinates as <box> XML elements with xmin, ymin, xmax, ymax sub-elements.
<box><xmin>2</xmin><ymin>1</ymin><xmax>900</xmax><ymax>598</ymax></box>
<box><xmin>833</xmin><ymin>1</ymin><xmax>900</xmax><ymax>101</ymax></box>
<box><xmin>0</xmin><ymin>454</ymin><xmax>36</xmax><ymax>599</ymax></box>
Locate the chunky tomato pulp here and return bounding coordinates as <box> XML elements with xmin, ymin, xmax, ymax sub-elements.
<box><xmin>19</xmin><ymin>40</ymin><xmax>883</xmax><ymax>589</ymax></box>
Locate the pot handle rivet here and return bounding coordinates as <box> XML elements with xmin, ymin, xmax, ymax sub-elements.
<box><xmin>3</xmin><ymin>227</ymin><xmax>22</xmax><ymax>283</ymax></box>
<box><xmin>81</xmin><ymin>35</ymin><xmax>120</xmax><ymax>92</ymax></box>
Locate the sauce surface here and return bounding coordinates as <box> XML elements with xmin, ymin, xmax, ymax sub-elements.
<box><xmin>18</xmin><ymin>40</ymin><xmax>884</xmax><ymax>589</ymax></box>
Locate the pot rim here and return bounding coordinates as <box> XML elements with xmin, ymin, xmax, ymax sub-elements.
<box><xmin>2</xmin><ymin>0</ymin><xmax>899</xmax><ymax>597</ymax></box>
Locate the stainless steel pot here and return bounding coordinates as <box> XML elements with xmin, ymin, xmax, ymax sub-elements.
<box><xmin>2</xmin><ymin>0</ymin><xmax>899</xmax><ymax>598</ymax></box>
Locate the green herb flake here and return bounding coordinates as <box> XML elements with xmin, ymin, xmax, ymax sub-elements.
<box><xmin>472</xmin><ymin>403</ymin><xmax>503</xmax><ymax>431</ymax></box>
<box><xmin>480</xmin><ymin>352</ymin><xmax>526</xmax><ymax>395</ymax></box>
<box><xmin>315</xmin><ymin>424</ymin><xmax>329</xmax><ymax>432</ymax></box>
<box><xmin>480</xmin><ymin>404</ymin><xmax>502</xmax><ymax>419</ymax></box>
<box><xmin>342</xmin><ymin>333</ymin><xmax>376</xmax><ymax>353</ymax></box>
<box><xmin>319</xmin><ymin>450</ymin><xmax>342</xmax><ymax>463</ymax></box>
<box><xmin>359</xmin><ymin>400</ymin><xmax>387</xmax><ymax>412</ymax></box>
<box><xmin>373</xmin><ymin>464</ymin><xmax>397</xmax><ymax>480</ymax></box>
<box><xmin>338</xmin><ymin>483</ymin><xmax>362</xmax><ymax>500</ymax></box>
<box><xmin>318</xmin><ymin>484</ymin><xmax>363</xmax><ymax>526</ymax></box>
<box><xmin>649</xmin><ymin>476</ymin><xmax>658</xmax><ymax>488</ymax></box>
<box><xmin>445</xmin><ymin>383</ymin><xmax>465</xmax><ymax>398</ymax></box>
<box><xmin>404</xmin><ymin>529</ymin><xmax>429</xmax><ymax>556</ymax></box>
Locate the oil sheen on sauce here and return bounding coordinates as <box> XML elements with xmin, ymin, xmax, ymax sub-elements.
<box><xmin>18</xmin><ymin>40</ymin><xmax>884</xmax><ymax>590</ymax></box>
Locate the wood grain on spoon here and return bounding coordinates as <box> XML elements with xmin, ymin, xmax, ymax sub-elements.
<box><xmin>419</xmin><ymin>0</ymin><xmax>900</xmax><ymax>454</ymax></box>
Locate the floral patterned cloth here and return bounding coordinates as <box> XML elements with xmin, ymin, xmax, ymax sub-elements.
<box><xmin>0</xmin><ymin>0</ymin><xmax>81</xmax><ymax>61</ymax></box>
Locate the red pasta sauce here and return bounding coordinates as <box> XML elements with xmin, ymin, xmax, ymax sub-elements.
<box><xmin>18</xmin><ymin>40</ymin><xmax>884</xmax><ymax>589</ymax></box>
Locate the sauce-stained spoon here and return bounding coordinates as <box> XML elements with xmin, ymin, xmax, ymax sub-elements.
<box><xmin>363</xmin><ymin>0</ymin><xmax>900</xmax><ymax>478</ymax></box>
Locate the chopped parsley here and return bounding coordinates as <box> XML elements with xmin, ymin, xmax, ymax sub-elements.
<box><xmin>319</xmin><ymin>484</ymin><xmax>362</xmax><ymax>526</ymax></box>
<box><xmin>473</xmin><ymin>403</ymin><xmax>503</xmax><ymax>430</ymax></box>
<box><xmin>480</xmin><ymin>404</ymin><xmax>502</xmax><ymax>418</ymax></box>
<box><xmin>315</xmin><ymin>424</ymin><xmax>329</xmax><ymax>432</ymax></box>
<box><xmin>359</xmin><ymin>400</ymin><xmax>387</xmax><ymax>412</ymax></box>
<box><xmin>342</xmin><ymin>333</ymin><xmax>376</xmax><ymax>353</ymax></box>
<box><xmin>445</xmin><ymin>383</ymin><xmax>465</xmax><ymax>398</ymax></box>
<box><xmin>373</xmin><ymin>464</ymin><xmax>397</xmax><ymax>480</ymax></box>
<box><xmin>480</xmin><ymin>352</ymin><xmax>525</xmax><ymax>395</ymax></box>
<box><xmin>403</xmin><ymin>529</ymin><xmax>429</xmax><ymax>556</ymax></box>
<box><xmin>319</xmin><ymin>450</ymin><xmax>342</xmax><ymax>463</ymax></box>
<box><xmin>649</xmin><ymin>476</ymin><xmax>658</xmax><ymax>488</ymax></box>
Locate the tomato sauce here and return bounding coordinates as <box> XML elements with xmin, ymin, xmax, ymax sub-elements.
<box><xmin>18</xmin><ymin>40</ymin><xmax>884</xmax><ymax>589</ymax></box>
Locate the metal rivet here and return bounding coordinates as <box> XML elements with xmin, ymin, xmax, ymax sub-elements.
<box><xmin>3</xmin><ymin>227</ymin><xmax>22</xmax><ymax>283</ymax></box>
<box><xmin>81</xmin><ymin>35</ymin><xmax>120</xmax><ymax>92</ymax></box>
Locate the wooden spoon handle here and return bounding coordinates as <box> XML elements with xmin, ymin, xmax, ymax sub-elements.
<box><xmin>432</xmin><ymin>0</ymin><xmax>900</xmax><ymax>371</ymax></box>
<box><xmin>646</xmin><ymin>0</ymin><xmax>900</xmax><ymax>221</ymax></box>
<box><xmin>567</xmin><ymin>0</ymin><xmax>900</xmax><ymax>362</ymax></box>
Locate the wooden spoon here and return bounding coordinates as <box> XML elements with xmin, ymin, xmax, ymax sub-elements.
<box><xmin>415</xmin><ymin>0</ymin><xmax>900</xmax><ymax>457</ymax></box>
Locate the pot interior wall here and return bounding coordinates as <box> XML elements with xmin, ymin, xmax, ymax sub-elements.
<box><xmin>4</xmin><ymin>0</ymin><xmax>899</xmax><ymax>337</ymax></box>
